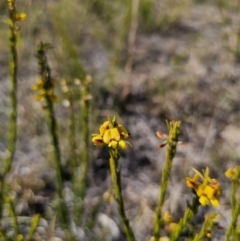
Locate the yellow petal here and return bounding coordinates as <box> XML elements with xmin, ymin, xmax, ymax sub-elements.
<box><xmin>103</xmin><ymin>129</ymin><xmax>111</xmax><ymax>144</ymax></box>
<box><xmin>108</xmin><ymin>140</ymin><xmax>118</xmax><ymax>149</ymax></box>
<box><xmin>186</xmin><ymin>177</ymin><xmax>197</xmax><ymax>189</ymax></box>
<box><xmin>196</xmin><ymin>184</ymin><xmax>205</xmax><ymax>197</ymax></box>
<box><xmin>119</xmin><ymin>140</ymin><xmax>127</xmax><ymax>149</ymax></box>
<box><xmin>99</xmin><ymin>121</ymin><xmax>110</xmax><ymax>135</ymax></box>
<box><xmin>111</xmin><ymin>128</ymin><xmax>121</xmax><ymax>141</ymax></box>
<box><xmin>199</xmin><ymin>195</ymin><xmax>209</xmax><ymax>206</ymax></box>
<box><xmin>92</xmin><ymin>135</ymin><xmax>104</xmax><ymax>146</ymax></box>
<box><xmin>103</xmin><ymin>128</ymin><xmax>120</xmax><ymax>144</ymax></box>
<box><xmin>204</xmin><ymin>185</ymin><xmax>215</xmax><ymax>199</ymax></box>
<box><xmin>210</xmin><ymin>198</ymin><xmax>219</xmax><ymax>207</ymax></box>
<box><xmin>118</xmin><ymin>125</ymin><xmax>129</xmax><ymax>139</ymax></box>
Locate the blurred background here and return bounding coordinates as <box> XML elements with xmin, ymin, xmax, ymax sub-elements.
<box><xmin>0</xmin><ymin>0</ymin><xmax>240</xmax><ymax>240</ymax></box>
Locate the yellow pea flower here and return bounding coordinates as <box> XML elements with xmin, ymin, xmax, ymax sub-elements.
<box><xmin>99</xmin><ymin>121</ymin><xmax>110</xmax><ymax>136</ymax></box>
<box><xmin>186</xmin><ymin>173</ymin><xmax>199</xmax><ymax>189</ymax></box>
<box><xmin>186</xmin><ymin>167</ymin><xmax>221</xmax><ymax>207</ymax></box>
<box><xmin>15</xmin><ymin>12</ymin><xmax>27</xmax><ymax>21</ymax></box>
<box><xmin>92</xmin><ymin>117</ymin><xmax>130</xmax><ymax>149</ymax></box>
<box><xmin>92</xmin><ymin>134</ymin><xmax>104</xmax><ymax>146</ymax></box>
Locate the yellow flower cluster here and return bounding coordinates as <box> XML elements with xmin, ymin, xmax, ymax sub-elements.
<box><xmin>92</xmin><ymin>117</ymin><xmax>130</xmax><ymax>149</ymax></box>
<box><xmin>225</xmin><ymin>166</ymin><xmax>240</xmax><ymax>181</ymax></box>
<box><xmin>32</xmin><ymin>79</ymin><xmax>59</xmax><ymax>102</ymax></box>
<box><xmin>186</xmin><ymin>167</ymin><xmax>221</xmax><ymax>207</ymax></box>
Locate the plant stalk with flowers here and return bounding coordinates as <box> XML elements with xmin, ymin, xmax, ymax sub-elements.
<box><xmin>153</xmin><ymin>120</ymin><xmax>181</xmax><ymax>240</ymax></box>
<box><xmin>92</xmin><ymin>116</ymin><xmax>136</xmax><ymax>241</ymax></box>
<box><xmin>169</xmin><ymin>167</ymin><xmax>221</xmax><ymax>241</ymax></box>
<box><xmin>32</xmin><ymin>42</ymin><xmax>68</xmax><ymax>226</ymax></box>
<box><xmin>0</xmin><ymin>0</ymin><xmax>26</xmax><ymax>220</ymax></box>
<box><xmin>224</xmin><ymin>166</ymin><xmax>240</xmax><ymax>241</ymax></box>
<box><xmin>192</xmin><ymin>212</ymin><xmax>218</xmax><ymax>241</ymax></box>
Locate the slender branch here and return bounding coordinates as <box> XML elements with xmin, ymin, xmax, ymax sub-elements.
<box><xmin>154</xmin><ymin>121</ymin><xmax>181</xmax><ymax>239</ymax></box>
<box><xmin>0</xmin><ymin>0</ymin><xmax>20</xmax><ymax>219</ymax></box>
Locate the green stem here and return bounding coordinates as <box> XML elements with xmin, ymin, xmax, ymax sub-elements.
<box><xmin>0</xmin><ymin>0</ymin><xmax>19</xmax><ymax>219</ymax></box>
<box><xmin>109</xmin><ymin>149</ymin><xmax>136</xmax><ymax>241</ymax></box>
<box><xmin>45</xmin><ymin>95</ymin><xmax>68</xmax><ymax>225</ymax></box>
<box><xmin>36</xmin><ymin>42</ymin><xmax>68</xmax><ymax>226</ymax></box>
<box><xmin>4</xmin><ymin>0</ymin><xmax>18</xmax><ymax>175</ymax></box>
<box><xmin>154</xmin><ymin>121</ymin><xmax>181</xmax><ymax>239</ymax></box>
<box><xmin>46</xmin><ymin>96</ymin><xmax>63</xmax><ymax>193</ymax></box>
